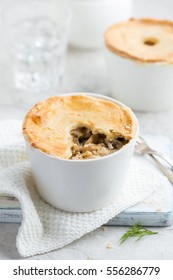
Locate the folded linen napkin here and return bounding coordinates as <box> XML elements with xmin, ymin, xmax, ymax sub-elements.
<box><xmin>0</xmin><ymin>120</ymin><xmax>166</xmax><ymax>257</ymax></box>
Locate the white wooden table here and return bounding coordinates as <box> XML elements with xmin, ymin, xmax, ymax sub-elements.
<box><xmin>0</xmin><ymin>47</ymin><xmax>173</xmax><ymax>260</ymax></box>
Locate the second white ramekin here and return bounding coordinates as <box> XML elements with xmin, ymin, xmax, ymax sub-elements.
<box><xmin>67</xmin><ymin>0</ymin><xmax>132</xmax><ymax>48</ymax></box>
<box><xmin>105</xmin><ymin>49</ymin><xmax>173</xmax><ymax>112</ymax></box>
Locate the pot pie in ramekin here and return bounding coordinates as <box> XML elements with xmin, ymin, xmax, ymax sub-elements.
<box><xmin>23</xmin><ymin>94</ymin><xmax>138</xmax><ymax>212</ymax></box>
<box><xmin>23</xmin><ymin>95</ymin><xmax>137</xmax><ymax>160</ymax></box>
<box><xmin>104</xmin><ymin>18</ymin><xmax>173</xmax><ymax>111</ymax></box>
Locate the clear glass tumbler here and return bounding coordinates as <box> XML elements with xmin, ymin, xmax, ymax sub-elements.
<box><xmin>2</xmin><ymin>0</ymin><xmax>72</xmax><ymax>92</ymax></box>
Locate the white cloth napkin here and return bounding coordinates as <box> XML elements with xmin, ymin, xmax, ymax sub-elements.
<box><xmin>0</xmin><ymin>120</ymin><xmax>166</xmax><ymax>257</ymax></box>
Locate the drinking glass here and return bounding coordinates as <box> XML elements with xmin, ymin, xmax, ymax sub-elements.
<box><xmin>2</xmin><ymin>0</ymin><xmax>72</xmax><ymax>92</ymax></box>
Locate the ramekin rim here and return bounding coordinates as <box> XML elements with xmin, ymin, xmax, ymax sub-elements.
<box><xmin>105</xmin><ymin>45</ymin><xmax>173</xmax><ymax>66</ymax></box>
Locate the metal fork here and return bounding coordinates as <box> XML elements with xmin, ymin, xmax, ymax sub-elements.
<box><xmin>135</xmin><ymin>136</ymin><xmax>173</xmax><ymax>184</ymax></box>
<box><xmin>136</xmin><ymin>135</ymin><xmax>173</xmax><ymax>169</ymax></box>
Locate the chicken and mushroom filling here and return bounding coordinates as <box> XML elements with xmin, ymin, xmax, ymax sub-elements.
<box><xmin>70</xmin><ymin>127</ymin><xmax>129</xmax><ymax>160</ymax></box>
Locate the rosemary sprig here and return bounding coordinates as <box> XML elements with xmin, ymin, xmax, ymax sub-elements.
<box><xmin>120</xmin><ymin>223</ymin><xmax>158</xmax><ymax>244</ymax></box>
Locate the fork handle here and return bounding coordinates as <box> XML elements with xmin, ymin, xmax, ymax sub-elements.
<box><xmin>150</xmin><ymin>154</ymin><xmax>173</xmax><ymax>185</ymax></box>
<box><xmin>146</xmin><ymin>150</ymin><xmax>173</xmax><ymax>170</ymax></box>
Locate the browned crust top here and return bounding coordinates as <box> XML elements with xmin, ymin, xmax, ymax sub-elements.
<box><xmin>105</xmin><ymin>18</ymin><xmax>173</xmax><ymax>64</ymax></box>
<box><xmin>23</xmin><ymin>95</ymin><xmax>138</xmax><ymax>159</ymax></box>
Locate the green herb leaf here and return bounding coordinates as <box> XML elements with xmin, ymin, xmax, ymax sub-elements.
<box><xmin>120</xmin><ymin>223</ymin><xmax>158</xmax><ymax>244</ymax></box>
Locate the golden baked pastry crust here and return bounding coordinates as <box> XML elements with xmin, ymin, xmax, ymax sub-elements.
<box><xmin>23</xmin><ymin>95</ymin><xmax>137</xmax><ymax>159</ymax></box>
<box><xmin>105</xmin><ymin>18</ymin><xmax>173</xmax><ymax>63</ymax></box>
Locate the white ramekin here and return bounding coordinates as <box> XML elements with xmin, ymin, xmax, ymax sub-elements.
<box><xmin>67</xmin><ymin>0</ymin><xmax>132</xmax><ymax>48</ymax></box>
<box><xmin>23</xmin><ymin>93</ymin><xmax>138</xmax><ymax>212</ymax></box>
<box><xmin>105</xmin><ymin>48</ymin><xmax>173</xmax><ymax>112</ymax></box>
<box><xmin>132</xmin><ymin>0</ymin><xmax>173</xmax><ymax>20</ymax></box>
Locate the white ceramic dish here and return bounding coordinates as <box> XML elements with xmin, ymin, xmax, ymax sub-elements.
<box><xmin>67</xmin><ymin>0</ymin><xmax>132</xmax><ymax>48</ymax></box>
<box><xmin>105</xmin><ymin>48</ymin><xmax>173</xmax><ymax>112</ymax></box>
<box><xmin>23</xmin><ymin>93</ymin><xmax>138</xmax><ymax>212</ymax></box>
<box><xmin>132</xmin><ymin>0</ymin><xmax>173</xmax><ymax>20</ymax></box>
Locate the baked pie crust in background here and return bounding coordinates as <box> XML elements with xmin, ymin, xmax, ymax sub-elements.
<box><xmin>105</xmin><ymin>18</ymin><xmax>173</xmax><ymax>63</ymax></box>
